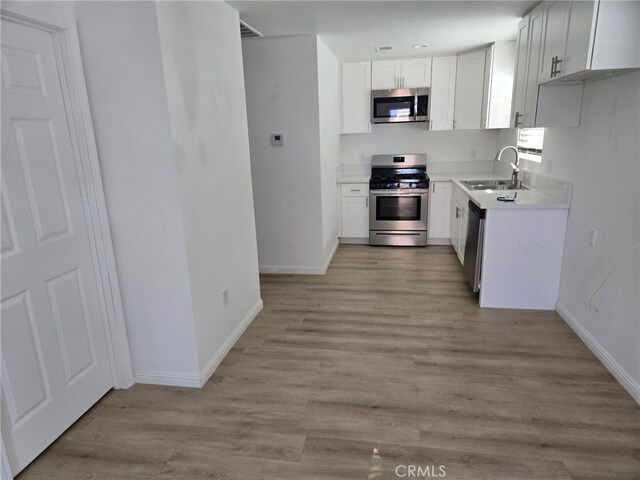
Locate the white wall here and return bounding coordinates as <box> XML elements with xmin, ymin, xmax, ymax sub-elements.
<box><xmin>156</xmin><ymin>1</ymin><xmax>262</xmax><ymax>372</ymax></box>
<box><xmin>317</xmin><ymin>38</ymin><xmax>341</xmax><ymax>259</ymax></box>
<box><xmin>340</xmin><ymin>124</ymin><xmax>499</xmax><ymax>169</ymax></box>
<box><xmin>498</xmin><ymin>72</ymin><xmax>640</xmax><ymax>399</ymax></box>
<box><xmin>242</xmin><ymin>35</ymin><xmax>330</xmax><ymax>271</ymax></box>
<box><xmin>74</xmin><ymin>1</ymin><xmax>200</xmax><ymax>378</ymax></box>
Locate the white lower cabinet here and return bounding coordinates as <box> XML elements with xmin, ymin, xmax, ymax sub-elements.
<box><xmin>340</xmin><ymin>183</ymin><xmax>369</xmax><ymax>241</ymax></box>
<box><xmin>427</xmin><ymin>181</ymin><xmax>452</xmax><ymax>243</ymax></box>
<box><xmin>450</xmin><ymin>183</ymin><xmax>469</xmax><ymax>265</ymax></box>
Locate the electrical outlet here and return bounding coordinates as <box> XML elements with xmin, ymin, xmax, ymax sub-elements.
<box><xmin>222</xmin><ymin>287</ymin><xmax>229</xmax><ymax>306</ymax></box>
<box><xmin>589</xmin><ymin>228</ymin><xmax>597</xmax><ymax>247</ymax></box>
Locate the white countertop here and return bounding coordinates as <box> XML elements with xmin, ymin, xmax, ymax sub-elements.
<box><xmin>337</xmin><ymin>169</ymin><xmax>571</xmax><ymax>210</ymax></box>
<box><xmin>448</xmin><ymin>175</ymin><xmax>570</xmax><ymax>210</ymax></box>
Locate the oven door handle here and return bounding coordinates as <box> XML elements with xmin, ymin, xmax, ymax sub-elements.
<box><xmin>370</xmin><ymin>191</ymin><xmax>429</xmax><ymax>197</ymax></box>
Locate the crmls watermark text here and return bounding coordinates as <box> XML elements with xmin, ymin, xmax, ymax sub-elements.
<box><xmin>395</xmin><ymin>464</ymin><xmax>446</xmax><ymax>478</ymax></box>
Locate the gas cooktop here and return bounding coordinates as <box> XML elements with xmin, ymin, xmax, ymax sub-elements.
<box><xmin>369</xmin><ymin>155</ymin><xmax>429</xmax><ymax>190</ymax></box>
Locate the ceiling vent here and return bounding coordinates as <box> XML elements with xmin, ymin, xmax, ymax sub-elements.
<box><xmin>240</xmin><ymin>20</ymin><xmax>263</xmax><ymax>39</ymax></box>
<box><xmin>375</xmin><ymin>46</ymin><xmax>394</xmax><ymax>52</ymax></box>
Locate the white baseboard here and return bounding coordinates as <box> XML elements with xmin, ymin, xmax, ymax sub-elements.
<box><xmin>259</xmin><ymin>266</ymin><xmax>326</xmax><ymax>275</ymax></box>
<box><xmin>134</xmin><ymin>299</ymin><xmax>264</xmax><ymax>389</ymax></box>
<box><xmin>323</xmin><ymin>239</ymin><xmax>339</xmax><ymax>271</ymax></box>
<box><xmin>556</xmin><ymin>302</ymin><xmax>640</xmax><ymax>405</ymax></box>
<box><xmin>259</xmin><ymin>240</ymin><xmax>339</xmax><ymax>275</ymax></box>
<box><xmin>427</xmin><ymin>238</ymin><xmax>452</xmax><ymax>246</ymax></box>
<box><xmin>198</xmin><ymin>298</ymin><xmax>263</xmax><ymax>386</ymax></box>
<box><xmin>134</xmin><ymin>370</ymin><xmax>202</xmax><ymax>388</ymax></box>
<box><xmin>339</xmin><ymin>237</ymin><xmax>368</xmax><ymax>245</ymax></box>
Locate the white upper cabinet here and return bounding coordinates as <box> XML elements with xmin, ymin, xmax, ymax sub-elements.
<box><xmin>510</xmin><ymin>3</ymin><xmax>583</xmax><ymax>128</ymax></box>
<box><xmin>538</xmin><ymin>0</ymin><xmax>571</xmax><ymax>83</ymax></box>
<box><xmin>342</xmin><ymin>61</ymin><xmax>371</xmax><ymax>134</ymax></box>
<box><xmin>452</xmin><ymin>43</ymin><xmax>516</xmax><ymax>131</ymax></box>
<box><xmin>401</xmin><ymin>57</ymin><xmax>432</xmax><ymax>88</ymax></box>
<box><xmin>371</xmin><ymin>59</ymin><xmax>402</xmax><ymax>89</ymax></box>
<box><xmin>511</xmin><ymin>16</ymin><xmax>530</xmax><ymax>128</ymax></box>
<box><xmin>538</xmin><ymin>0</ymin><xmax>640</xmax><ymax>84</ymax></box>
<box><xmin>482</xmin><ymin>42</ymin><xmax>516</xmax><ymax>129</ymax></box>
<box><xmin>453</xmin><ymin>49</ymin><xmax>486</xmax><ymax>130</ymax></box>
<box><xmin>430</xmin><ymin>56</ymin><xmax>457</xmax><ymax>131</ymax></box>
<box><xmin>371</xmin><ymin>57</ymin><xmax>432</xmax><ymax>89</ymax></box>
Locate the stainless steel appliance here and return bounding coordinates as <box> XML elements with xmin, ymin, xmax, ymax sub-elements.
<box><xmin>369</xmin><ymin>154</ymin><xmax>429</xmax><ymax>246</ymax></box>
<box><xmin>371</xmin><ymin>88</ymin><xmax>429</xmax><ymax>124</ymax></box>
<box><xmin>463</xmin><ymin>200</ymin><xmax>486</xmax><ymax>292</ymax></box>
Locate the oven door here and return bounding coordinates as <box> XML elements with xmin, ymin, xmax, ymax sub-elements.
<box><xmin>369</xmin><ymin>190</ymin><xmax>429</xmax><ymax>231</ymax></box>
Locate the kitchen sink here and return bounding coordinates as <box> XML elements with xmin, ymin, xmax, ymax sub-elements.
<box><xmin>461</xmin><ymin>179</ymin><xmax>529</xmax><ymax>191</ymax></box>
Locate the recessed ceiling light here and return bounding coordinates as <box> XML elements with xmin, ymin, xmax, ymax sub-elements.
<box><xmin>412</xmin><ymin>44</ymin><xmax>429</xmax><ymax>49</ymax></box>
<box><xmin>375</xmin><ymin>46</ymin><xmax>394</xmax><ymax>52</ymax></box>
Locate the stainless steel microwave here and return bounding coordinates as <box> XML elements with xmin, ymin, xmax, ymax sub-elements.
<box><xmin>371</xmin><ymin>88</ymin><xmax>430</xmax><ymax>124</ymax></box>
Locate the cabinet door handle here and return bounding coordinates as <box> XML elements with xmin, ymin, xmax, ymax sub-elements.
<box><xmin>554</xmin><ymin>56</ymin><xmax>562</xmax><ymax>77</ymax></box>
<box><xmin>350</xmin><ymin>189</ymin><xmax>361</xmax><ymax>192</ymax></box>
<box><xmin>432</xmin><ymin>183</ymin><xmax>435</xmax><ymax>194</ymax></box>
<box><xmin>514</xmin><ymin>111</ymin><xmax>523</xmax><ymax>127</ymax></box>
<box><xmin>455</xmin><ymin>206</ymin><xmax>460</xmax><ymax>219</ymax></box>
<box><xmin>366</xmin><ymin>197</ymin><xmax>369</xmax><ymax>208</ymax></box>
<box><xmin>551</xmin><ymin>56</ymin><xmax>563</xmax><ymax>78</ymax></box>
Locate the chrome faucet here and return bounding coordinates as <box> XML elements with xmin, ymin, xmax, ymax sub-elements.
<box><xmin>496</xmin><ymin>146</ymin><xmax>521</xmax><ymax>188</ymax></box>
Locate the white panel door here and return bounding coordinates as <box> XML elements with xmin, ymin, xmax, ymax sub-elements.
<box><xmin>430</xmin><ymin>56</ymin><xmax>457</xmax><ymax>131</ymax></box>
<box><xmin>1</xmin><ymin>19</ymin><xmax>113</xmax><ymax>473</ymax></box>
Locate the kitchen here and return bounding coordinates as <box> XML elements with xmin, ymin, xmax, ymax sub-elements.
<box><xmin>1</xmin><ymin>1</ymin><xmax>638</xmax><ymax>478</ymax></box>
<box><xmin>240</xmin><ymin>0</ymin><xmax>638</xmax><ymax>373</ymax></box>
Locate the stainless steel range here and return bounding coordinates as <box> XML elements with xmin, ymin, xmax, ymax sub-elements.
<box><xmin>369</xmin><ymin>154</ymin><xmax>430</xmax><ymax>246</ymax></box>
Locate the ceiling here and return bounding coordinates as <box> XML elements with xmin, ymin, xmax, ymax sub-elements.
<box><xmin>228</xmin><ymin>1</ymin><xmax>539</xmax><ymax>60</ymax></box>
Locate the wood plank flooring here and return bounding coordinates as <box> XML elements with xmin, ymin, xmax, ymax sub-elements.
<box><xmin>17</xmin><ymin>245</ymin><xmax>639</xmax><ymax>479</ymax></box>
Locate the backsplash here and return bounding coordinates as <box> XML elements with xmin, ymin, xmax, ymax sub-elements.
<box><xmin>340</xmin><ymin>123</ymin><xmax>499</xmax><ymax>165</ymax></box>
<box><xmin>493</xmin><ymin>159</ymin><xmax>573</xmax><ymax>205</ymax></box>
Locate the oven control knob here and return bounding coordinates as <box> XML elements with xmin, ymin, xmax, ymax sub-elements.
<box><xmin>410</xmin><ymin>183</ymin><xmax>415</xmax><ymax>188</ymax></box>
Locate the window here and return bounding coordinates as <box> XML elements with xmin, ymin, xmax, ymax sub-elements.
<box><xmin>517</xmin><ymin>128</ymin><xmax>545</xmax><ymax>162</ymax></box>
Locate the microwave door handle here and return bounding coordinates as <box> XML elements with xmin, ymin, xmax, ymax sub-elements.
<box><xmin>414</xmin><ymin>94</ymin><xmax>418</xmax><ymax>121</ymax></box>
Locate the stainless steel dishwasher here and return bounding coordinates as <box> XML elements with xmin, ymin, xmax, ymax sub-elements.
<box><xmin>463</xmin><ymin>200</ymin><xmax>486</xmax><ymax>292</ymax></box>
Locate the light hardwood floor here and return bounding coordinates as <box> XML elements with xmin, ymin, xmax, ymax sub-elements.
<box><xmin>18</xmin><ymin>246</ymin><xmax>639</xmax><ymax>479</ymax></box>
